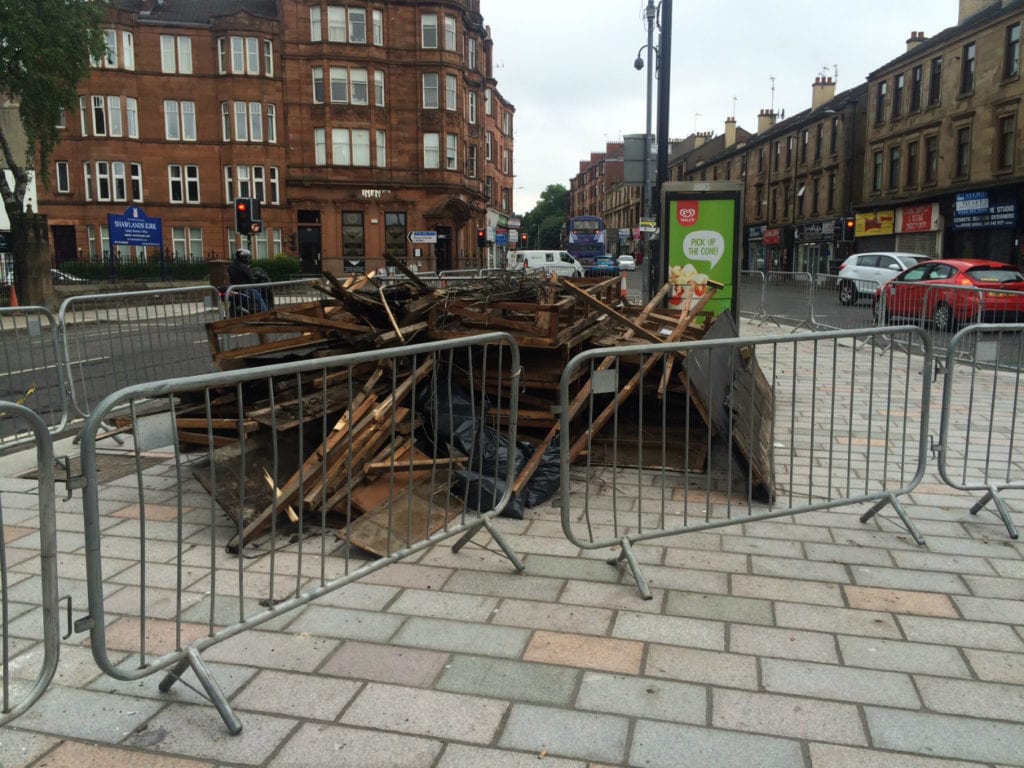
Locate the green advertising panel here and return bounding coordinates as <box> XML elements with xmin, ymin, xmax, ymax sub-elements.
<box><xmin>662</xmin><ymin>182</ymin><xmax>742</xmax><ymax>320</ymax></box>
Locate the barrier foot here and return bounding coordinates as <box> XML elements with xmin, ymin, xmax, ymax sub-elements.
<box><xmin>159</xmin><ymin>646</ymin><xmax>243</xmax><ymax>735</ymax></box>
<box><xmin>452</xmin><ymin>517</ymin><xmax>525</xmax><ymax>572</ymax></box>
<box><xmin>860</xmin><ymin>493</ymin><xmax>925</xmax><ymax>546</ymax></box>
<box><xmin>609</xmin><ymin>539</ymin><xmax>652</xmax><ymax>600</ymax></box>
<box><xmin>970</xmin><ymin>488</ymin><xmax>1019</xmax><ymax>539</ymax></box>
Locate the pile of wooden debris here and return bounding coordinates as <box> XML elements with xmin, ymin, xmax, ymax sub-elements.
<box><xmin>187</xmin><ymin>262</ymin><xmax>773</xmax><ymax>550</ymax></box>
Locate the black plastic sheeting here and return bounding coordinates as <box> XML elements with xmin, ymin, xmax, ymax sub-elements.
<box><xmin>416</xmin><ymin>382</ymin><xmax>560</xmax><ymax>519</ymax></box>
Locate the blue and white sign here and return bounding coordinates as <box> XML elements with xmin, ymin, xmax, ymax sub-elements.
<box><xmin>107</xmin><ymin>206</ymin><xmax>163</xmax><ymax>246</ymax></box>
<box><xmin>407</xmin><ymin>230</ymin><xmax>437</xmax><ymax>244</ymax></box>
<box><xmin>953</xmin><ymin>191</ymin><xmax>1016</xmax><ymax>230</ymax></box>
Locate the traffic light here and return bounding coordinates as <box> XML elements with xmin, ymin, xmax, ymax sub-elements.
<box><xmin>476</xmin><ymin>227</ymin><xmax>486</xmax><ymax>247</ymax></box>
<box><xmin>234</xmin><ymin>197</ymin><xmax>263</xmax><ymax>234</ymax></box>
<box><xmin>520</xmin><ymin>232</ymin><xmax>528</xmax><ymax>248</ymax></box>
<box><xmin>842</xmin><ymin>216</ymin><xmax>856</xmax><ymax>242</ymax></box>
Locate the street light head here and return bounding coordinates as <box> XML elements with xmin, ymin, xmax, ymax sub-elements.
<box><xmin>634</xmin><ymin>56</ymin><xmax>644</xmax><ymax>71</ymax></box>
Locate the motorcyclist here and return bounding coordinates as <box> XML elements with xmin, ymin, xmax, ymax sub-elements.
<box><xmin>227</xmin><ymin>248</ymin><xmax>269</xmax><ymax>313</ymax></box>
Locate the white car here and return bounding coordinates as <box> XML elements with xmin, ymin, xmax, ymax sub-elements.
<box><xmin>617</xmin><ymin>254</ymin><xmax>636</xmax><ymax>271</ymax></box>
<box><xmin>836</xmin><ymin>252</ymin><xmax>929</xmax><ymax>305</ymax></box>
<box><xmin>511</xmin><ymin>250</ymin><xmax>585</xmax><ymax>278</ymax></box>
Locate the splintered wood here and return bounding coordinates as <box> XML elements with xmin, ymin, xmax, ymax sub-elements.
<box><xmin>189</xmin><ymin>268</ymin><xmax>774</xmax><ymax>551</ymax></box>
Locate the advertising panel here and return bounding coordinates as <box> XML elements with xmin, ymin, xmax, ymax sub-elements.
<box><xmin>854</xmin><ymin>210</ymin><xmax>895</xmax><ymax>238</ymax></box>
<box><xmin>661</xmin><ymin>181</ymin><xmax>742</xmax><ymax>320</ymax></box>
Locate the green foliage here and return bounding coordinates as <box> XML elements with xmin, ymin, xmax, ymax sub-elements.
<box><xmin>520</xmin><ymin>184</ymin><xmax>569</xmax><ymax>249</ymax></box>
<box><xmin>260</xmin><ymin>255</ymin><xmax>302</xmax><ymax>282</ymax></box>
<box><xmin>0</xmin><ymin>0</ymin><xmax>109</xmax><ymax>173</ymax></box>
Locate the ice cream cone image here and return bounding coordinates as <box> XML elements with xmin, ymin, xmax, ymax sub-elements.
<box><xmin>668</xmin><ymin>264</ymin><xmax>697</xmax><ymax>306</ymax></box>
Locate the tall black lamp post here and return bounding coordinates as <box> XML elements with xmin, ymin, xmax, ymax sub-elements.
<box><xmin>635</xmin><ymin>0</ymin><xmax>657</xmax><ymax>297</ymax></box>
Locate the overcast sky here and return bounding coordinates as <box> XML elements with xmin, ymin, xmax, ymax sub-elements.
<box><xmin>482</xmin><ymin>0</ymin><xmax>958</xmax><ymax>215</ymax></box>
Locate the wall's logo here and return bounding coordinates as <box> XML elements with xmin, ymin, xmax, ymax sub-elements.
<box><xmin>676</xmin><ymin>201</ymin><xmax>699</xmax><ymax>227</ymax></box>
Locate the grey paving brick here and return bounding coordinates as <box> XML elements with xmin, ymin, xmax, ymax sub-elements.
<box><xmin>392</xmin><ymin>616</ymin><xmax>531</xmax><ymax>657</ymax></box>
<box><xmin>808</xmin><ymin>743</ymin><xmax>990</xmax><ymax>768</ymax></box>
<box><xmin>915</xmin><ymin>675</ymin><xmax>1024</xmax><ymax>721</ymax></box>
<box><xmin>890</xmin><ymin>549</ymin><xmax>998</xmax><ymax>576</ymax></box>
<box><xmin>920</xmin><ymin>533</ymin><xmax>1023</xmax><ymax>559</ymax></box>
<box><xmin>123</xmin><ymin>702</ymin><xmax>297</xmax><ymax>764</ymax></box>
<box><xmin>804</xmin><ymin>540</ymin><xmax>894</xmax><ymax>566</ymax></box>
<box><xmin>630</xmin><ymin>719</ymin><xmax>805</xmax><ymax>768</ymax></box>
<box><xmin>490</xmin><ymin>597</ymin><xmax>613</xmax><ymax>635</ymax></box>
<box><xmin>952</xmin><ymin>594</ymin><xmax>1024</xmax><ymax>625</ymax></box>
<box><xmin>575</xmin><ymin>670</ymin><xmax>706</xmax><ymax>724</ymax></box>
<box><xmin>267</xmin><ymin>722</ymin><xmax>442</xmax><ymax>768</ymax></box>
<box><xmin>751</xmin><ymin>555</ymin><xmax>851</xmax><ymax>583</ymax></box>
<box><xmin>341</xmin><ymin>682</ymin><xmax>506</xmax><ymax>743</ymax></box>
<box><xmin>665</xmin><ymin>590</ymin><xmax>775</xmax><ymax>625</ymax></box>
<box><xmin>646</xmin><ymin>644</ymin><xmax>758</xmax><ymax>689</ymax></box>
<box><xmin>729</xmin><ymin>624</ymin><xmax>839</xmax><ymax>663</ymax></box>
<box><xmin>865</xmin><ymin>706</ymin><xmax>1024</xmax><ymax>765</ymax></box>
<box><xmin>436</xmin><ymin>654</ymin><xmax>579</xmax><ymax>706</ymax></box>
<box><xmin>443</xmin><ymin>568</ymin><xmax>566</xmax><ymax>599</ymax></box>
<box><xmin>498</xmin><ymin>703</ymin><xmax>628</xmax><ymax>764</ymax></box>
<box><xmin>962</xmin><ymin>574</ymin><xmax>1024</xmax><ymax>599</ymax></box>
<box><xmin>10</xmin><ymin>685</ymin><xmax>165</xmax><ymax>742</ymax></box>
<box><xmin>761</xmin><ymin>657</ymin><xmax>920</xmax><ymax>707</ymax></box>
<box><xmin>661</xmin><ymin>547</ymin><xmax>750</xmax><ymax>572</ymax></box>
<box><xmin>0</xmin><ymin>727</ymin><xmax>62</xmax><ymax>768</ymax></box>
<box><xmin>722</xmin><ymin>537</ymin><xmax>805</xmax><ymax>558</ymax></box>
<box><xmin>838</xmin><ymin>635</ymin><xmax>971</xmax><ymax>676</ymax></box>
<box><xmin>963</xmin><ymin>648</ymin><xmax>1024</xmax><ymax>684</ymax></box>
<box><xmin>319</xmin><ymin>640</ymin><xmax>448</xmax><ymax>687</ymax></box>
<box><xmin>519</xmin><ymin>552</ymin><xmax>622</xmax><ymax>582</ymax></box>
<box><xmin>849</xmin><ymin>563</ymin><xmax>969</xmax><ymax>594</ymax></box>
<box><xmin>639</xmin><ymin>563</ymin><xmax>731</xmax><ymax>594</ymax></box>
<box><xmin>898</xmin><ymin>614</ymin><xmax>1024</xmax><ymax>651</ymax></box>
<box><xmin>731</xmin><ymin>574</ymin><xmax>844</xmax><ymax>605</ymax></box>
<box><xmin>386</xmin><ymin>587</ymin><xmax>499</xmax><ymax>621</ymax></box>
<box><xmin>742</xmin><ymin>519</ymin><xmax>834</xmax><ymax>543</ymax></box>
<box><xmin>612</xmin><ymin>609</ymin><xmax>725</xmax><ymax>650</ymax></box>
<box><xmin>713</xmin><ymin>687</ymin><xmax>866</xmax><ymax>745</ymax></box>
<box><xmin>284</xmin><ymin>604</ymin><xmax>405</xmax><ymax>643</ymax></box>
<box><xmin>231</xmin><ymin>669</ymin><xmax>361</xmax><ymax>720</ymax></box>
<box><xmin>559</xmin><ymin>579</ymin><xmax>665</xmax><ymax>611</ymax></box>
<box><xmin>435</xmin><ymin>744</ymin><xmax>586</xmax><ymax>768</ymax></box>
<box><xmin>311</xmin><ymin>581</ymin><xmax>401</xmax><ymax>610</ymax></box>
<box><xmin>775</xmin><ymin>602</ymin><xmax>902</xmax><ymax>638</ymax></box>
<box><xmin>201</xmin><ymin>628</ymin><xmax>339</xmax><ymax>672</ymax></box>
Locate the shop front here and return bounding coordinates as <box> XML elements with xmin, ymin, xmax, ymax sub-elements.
<box><xmin>950</xmin><ymin>190</ymin><xmax>1018</xmax><ymax>266</ymax></box>
<box><xmin>793</xmin><ymin>219</ymin><xmax>841</xmax><ymax>277</ymax></box>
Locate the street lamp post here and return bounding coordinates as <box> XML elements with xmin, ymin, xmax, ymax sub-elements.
<box><xmin>635</xmin><ymin>0</ymin><xmax>657</xmax><ymax>298</ymax></box>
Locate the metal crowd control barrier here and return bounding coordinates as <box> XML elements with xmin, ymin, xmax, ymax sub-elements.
<box><xmin>559</xmin><ymin>326</ymin><xmax>930</xmax><ymax>599</ymax></box>
<box><xmin>937</xmin><ymin>323</ymin><xmax>1024</xmax><ymax>538</ymax></box>
<box><xmin>74</xmin><ymin>332</ymin><xmax>522</xmax><ymax>732</ymax></box>
<box><xmin>59</xmin><ymin>285</ymin><xmax>223</xmax><ymax>418</ymax></box>
<box><xmin>222</xmin><ymin>277</ymin><xmax>326</xmax><ymax>317</ymax></box>
<box><xmin>0</xmin><ymin>307</ymin><xmax>69</xmax><ymax>448</ymax></box>
<box><xmin>1</xmin><ymin>402</ymin><xmax>60</xmax><ymax>726</ymax></box>
<box><xmin>811</xmin><ymin>274</ymin><xmax>879</xmax><ymax>332</ymax></box>
<box><xmin>762</xmin><ymin>271</ymin><xmax>814</xmax><ymax>331</ymax></box>
<box><xmin>738</xmin><ymin>270</ymin><xmax>770</xmax><ymax>325</ymax></box>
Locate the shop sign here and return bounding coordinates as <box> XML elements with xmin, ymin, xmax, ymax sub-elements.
<box><xmin>855</xmin><ymin>210</ymin><xmax>895</xmax><ymax>238</ymax></box>
<box><xmin>952</xmin><ymin>192</ymin><xmax>1016</xmax><ymax>230</ymax></box>
<box><xmin>763</xmin><ymin>228</ymin><xmax>782</xmax><ymax>246</ymax></box>
<box><xmin>747</xmin><ymin>225</ymin><xmax>765</xmax><ymax>240</ymax></box>
<box><xmin>898</xmin><ymin>203</ymin><xmax>939</xmax><ymax>233</ymax></box>
<box><xmin>794</xmin><ymin>220</ymin><xmax>834</xmax><ymax>242</ymax></box>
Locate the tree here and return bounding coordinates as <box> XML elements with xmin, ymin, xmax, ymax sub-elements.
<box><xmin>521</xmin><ymin>184</ymin><xmax>568</xmax><ymax>249</ymax></box>
<box><xmin>0</xmin><ymin>0</ymin><xmax>109</xmax><ymax>219</ymax></box>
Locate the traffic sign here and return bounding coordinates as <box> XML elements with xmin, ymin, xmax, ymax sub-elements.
<box><xmin>639</xmin><ymin>217</ymin><xmax>658</xmax><ymax>232</ymax></box>
<box><xmin>407</xmin><ymin>230</ymin><xmax>437</xmax><ymax>244</ymax></box>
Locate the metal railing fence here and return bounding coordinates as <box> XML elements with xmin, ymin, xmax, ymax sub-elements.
<box><xmin>559</xmin><ymin>325</ymin><xmax>931</xmax><ymax>599</ymax></box>
<box><xmin>0</xmin><ymin>307</ymin><xmax>69</xmax><ymax>447</ymax></box>
<box><xmin>74</xmin><ymin>332</ymin><xmax>522</xmax><ymax>733</ymax></box>
<box><xmin>0</xmin><ymin>403</ymin><xmax>60</xmax><ymax>726</ymax></box>
<box><xmin>937</xmin><ymin>323</ymin><xmax>1024</xmax><ymax>539</ymax></box>
<box><xmin>58</xmin><ymin>285</ymin><xmax>223</xmax><ymax>419</ymax></box>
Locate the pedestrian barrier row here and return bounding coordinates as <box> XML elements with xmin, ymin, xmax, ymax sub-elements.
<box><xmin>559</xmin><ymin>325</ymin><xmax>932</xmax><ymax>599</ymax></box>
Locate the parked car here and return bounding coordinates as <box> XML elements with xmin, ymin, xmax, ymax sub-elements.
<box><xmin>511</xmin><ymin>249</ymin><xmax>585</xmax><ymax>278</ymax></box>
<box><xmin>51</xmin><ymin>268</ymin><xmax>87</xmax><ymax>284</ymax></box>
<box><xmin>617</xmin><ymin>254</ymin><xmax>636</xmax><ymax>271</ymax></box>
<box><xmin>585</xmin><ymin>254</ymin><xmax>619</xmax><ymax>276</ymax></box>
<box><xmin>836</xmin><ymin>252</ymin><xmax>930</xmax><ymax>305</ymax></box>
<box><xmin>873</xmin><ymin>258</ymin><xmax>1024</xmax><ymax>331</ymax></box>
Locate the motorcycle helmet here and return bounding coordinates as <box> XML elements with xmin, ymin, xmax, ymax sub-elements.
<box><xmin>233</xmin><ymin>247</ymin><xmax>252</xmax><ymax>264</ymax></box>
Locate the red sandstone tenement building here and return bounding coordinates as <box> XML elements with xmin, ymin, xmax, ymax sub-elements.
<box><xmin>36</xmin><ymin>0</ymin><xmax>515</xmax><ymax>275</ymax></box>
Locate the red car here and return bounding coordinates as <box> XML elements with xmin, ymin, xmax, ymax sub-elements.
<box><xmin>873</xmin><ymin>258</ymin><xmax>1024</xmax><ymax>332</ymax></box>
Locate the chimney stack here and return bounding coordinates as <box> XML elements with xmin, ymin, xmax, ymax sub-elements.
<box><xmin>724</xmin><ymin>117</ymin><xmax>737</xmax><ymax>148</ymax></box>
<box><xmin>959</xmin><ymin>0</ymin><xmax>1003</xmax><ymax>23</ymax></box>
<box><xmin>757</xmin><ymin>109</ymin><xmax>777</xmax><ymax>134</ymax></box>
<box><xmin>811</xmin><ymin>76</ymin><xmax>837</xmax><ymax>110</ymax></box>
<box><xmin>906</xmin><ymin>30</ymin><xmax>928</xmax><ymax>51</ymax></box>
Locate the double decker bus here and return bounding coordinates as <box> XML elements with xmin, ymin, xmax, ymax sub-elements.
<box><xmin>563</xmin><ymin>215</ymin><xmax>606</xmax><ymax>266</ymax></box>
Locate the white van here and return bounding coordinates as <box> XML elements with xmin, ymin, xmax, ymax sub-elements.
<box><xmin>510</xmin><ymin>250</ymin><xmax>585</xmax><ymax>278</ymax></box>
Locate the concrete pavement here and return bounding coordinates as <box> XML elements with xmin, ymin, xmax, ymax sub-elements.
<box><xmin>2</xmin><ymin>319</ymin><xmax>1023</xmax><ymax>768</ymax></box>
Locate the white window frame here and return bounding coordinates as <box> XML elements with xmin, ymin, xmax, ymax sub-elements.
<box><xmin>468</xmin><ymin>92</ymin><xmax>477</xmax><ymax>124</ymax></box>
<box><xmin>445</xmin><ymin>74</ymin><xmax>457</xmax><ymax>111</ymax></box>
<box><xmin>130</xmin><ymin>162</ymin><xmax>143</xmax><ymax>202</ymax></box>
<box><xmin>374</xmin><ymin>70</ymin><xmax>385</xmax><ymax>106</ymax></box>
<box><xmin>83</xmin><ymin>162</ymin><xmax>92</xmax><ymax>201</ymax></box>
<box><xmin>353</xmin><ymin>129</ymin><xmax>370</xmax><ymax>166</ymax></box>
<box><xmin>349</xmin><ymin>8</ymin><xmax>367</xmax><ymax>43</ymax></box>
<box><xmin>313</xmin><ymin>66</ymin><xmax>325</xmax><ymax>103</ymax></box>
<box><xmin>485</xmin><ymin>131</ymin><xmax>492</xmax><ymax>160</ymax></box>
<box><xmin>329</xmin><ymin>67</ymin><xmax>348</xmax><ymax>103</ymax></box>
<box><xmin>266</xmin><ymin>104</ymin><xmax>277</xmax><ymax>143</ymax></box>
<box><xmin>351</xmin><ymin>68</ymin><xmax>369</xmax><ymax>105</ymax></box>
<box><xmin>468</xmin><ymin>38</ymin><xmax>476</xmax><ymax>70</ymax></box>
<box><xmin>467</xmin><ymin>145</ymin><xmax>477</xmax><ymax>178</ymax></box>
<box><xmin>126</xmin><ymin>97</ymin><xmax>138</xmax><ymax>138</ymax></box>
<box><xmin>79</xmin><ymin>96</ymin><xmax>88</xmax><ymax>136</ymax></box>
<box><xmin>245</xmin><ymin>37</ymin><xmax>259</xmax><ymax>75</ymax></box>
<box><xmin>221</xmin><ymin>102</ymin><xmax>231</xmax><ymax>141</ymax></box>
<box><xmin>234</xmin><ymin>101</ymin><xmax>248</xmax><ymax>141</ymax></box>
<box><xmin>252</xmin><ymin>165</ymin><xmax>266</xmax><ymax>203</ymax></box>
<box><xmin>249</xmin><ymin>103</ymin><xmax>263</xmax><ymax>142</ymax></box>
<box><xmin>375</xmin><ymin>130</ymin><xmax>386</xmax><ymax>167</ymax></box>
<box><xmin>92</xmin><ymin>95</ymin><xmax>107</xmax><ymax>136</ymax></box>
<box><xmin>328</xmin><ymin>6</ymin><xmax>346</xmax><ymax>42</ymax></box>
<box><xmin>485</xmin><ymin>88</ymin><xmax>492</xmax><ymax>115</ymax></box>
<box><xmin>224</xmin><ymin>165</ymin><xmax>234</xmax><ymax>203</ymax></box>
<box><xmin>332</xmin><ymin>128</ymin><xmax>351</xmax><ymax>166</ymax></box>
<box><xmin>181</xmin><ymin>101</ymin><xmax>196</xmax><ymax>141</ymax></box>
<box><xmin>103</xmin><ymin>29</ymin><xmax>117</xmax><ymax>67</ymax></box>
<box><xmin>269</xmin><ymin>167</ymin><xmax>280</xmax><ymax>204</ymax></box>
<box><xmin>217</xmin><ymin>38</ymin><xmax>228</xmax><ymax>74</ymax></box>
<box><xmin>372</xmin><ymin>9</ymin><xmax>383</xmax><ymax>45</ymax></box>
<box><xmin>164</xmin><ymin>100</ymin><xmax>179</xmax><ymax>140</ymax></box>
<box><xmin>263</xmin><ymin>39</ymin><xmax>273</xmax><ymax>77</ymax></box>
<box><xmin>310</xmin><ymin>6</ymin><xmax>322</xmax><ymax>41</ymax></box>
<box><xmin>112</xmin><ymin>161</ymin><xmax>127</xmax><ymax>202</ymax></box>
<box><xmin>502</xmin><ymin>148</ymin><xmax>510</xmax><ymax>174</ymax></box>
<box><xmin>424</xmin><ymin>133</ymin><xmax>440</xmax><ymax>168</ymax></box>
<box><xmin>122</xmin><ymin>31</ymin><xmax>135</xmax><ymax>70</ymax></box>
<box><xmin>444</xmin><ymin>15</ymin><xmax>456</xmax><ymax>51</ymax></box>
<box><xmin>107</xmin><ymin>96</ymin><xmax>123</xmax><ymax>137</ymax></box>
<box><xmin>421</xmin><ymin>13</ymin><xmax>438</xmax><ymax>48</ymax></box>
<box><xmin>231</xmin><ymin>36</ymin><xmax>245</xmax><ymax>74</ymax></box>
<box><xmin>423</xmin><ymin>73</ymin><xmax>439</xmax><ymax>109</ymax></box>
<box><xmin>96</xmin><ymin>160</ymin><xmax>111</xmax><ymax>201</ymax></box>
<box><xmin>237</xmin><ymin>164</ymin><xmax>251</xmax><ymax>198</ymax></box>
<box><xmin>314</xmin><ymin>128</ymin><xmax>327</xmax><ymax>165</ymax></box>
<box><xmin>446</xmin><ymin>133</ymin><xmax>458</xmax><ymax>170</ymax></box>
<box><xmin>56</xmin><ymin>161</ymin><xmax>70</xmax><ymax>193</ymax></box>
